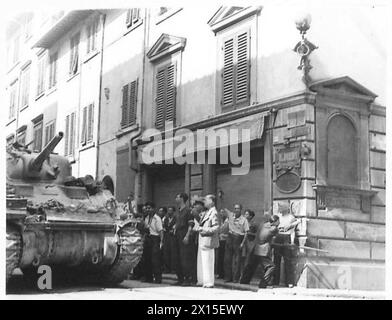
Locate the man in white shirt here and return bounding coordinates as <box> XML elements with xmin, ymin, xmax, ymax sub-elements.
<box><xmin>143</xmin><ymin>201</ymin><xmax>163</xmax><ymax>283</ymax></box>
<box><xmin>273</xmin><ymin>202</ymin><xmax>300</xmax><ymax>287</ymax></box>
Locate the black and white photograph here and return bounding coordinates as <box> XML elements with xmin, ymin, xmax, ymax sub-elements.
<box><xmin>1</xmin><ymin>0</ymin><xmax>390</xmax><ymax>304</ymax></box>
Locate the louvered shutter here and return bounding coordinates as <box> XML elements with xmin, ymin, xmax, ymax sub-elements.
<box><xmin>155</xmin><ymin>68</ymin><xmax>166</xmax><ymax>129</ymax></box>
<box><xmin>165</xmin><ymin>64</ymin><xmax>176</xmax><ymax>123</ymax></box>
<box><xmin>121</xmin><ymin>84</ymin><xmax>129</xmax><ymax>128</ymax></box>
<box><xmin>87</xmin><ymin>104</ymin><xmax>94</xmax><ymax>142</ymax></box>
<box><xmin>235</xmin><ymin>31</ymin><xmax>250</xmax><ymax>105</ymax></box>
<box><xmin>222</xmin><ymin>37</ymin><xmax>235</xmax><ymax>108</ymax></box>
<box><xmin>126</xmin><ymin>9</ymin><xmax>132</xmax><ymax>27</ymax></box>
<box><xmin>81</xmin><ymin>106</ymin><xmax>87</xmax><ymax>145</ymax></box>
<box><xmin>65</xmin><ymin>115</ymin><xmax>69</xmax><ymax>155</ymax></box>
<box><xmin>45</xmin><ymin>125</ymin><xmax>49</xmax><ymax>146</ymax></box>
<box><xmin>128</xmin><ymin>79</ymin><xmax>138</xmax><ymax>126</ymax></box>
<box><xmin>70</xmin><ymin>112</ymin><xmax>75</xmax><ymax>155</ymax></box>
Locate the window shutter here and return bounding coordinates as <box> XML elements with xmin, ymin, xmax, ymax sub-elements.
<box><xmin>222</xmin><ymin>37</ymin><xmax>235</xmax><ymax>107</ymax></box>
<box><xmin>165</xmin><ymin>63</ymin><xmax>176</xmax><ymax>123</ymax></box>
<box><xmin>65</xmin><ymin>115</ymin><xmax>69</xmax><ymax>155</ymax></box>
<box><xmin>155</xmin><ymin>68</ymin><xmax>166</xmax><ymax>129</ymax></box>
<box><xmin>126</xmin><ymin>9</ymin><xmax>132</xmax><ymax>26</ymax></box>
<box><xmin>128</xmin><ymin>79</ymin><xmax>138</xmax><ymax>126</ymax></box>
<box><xmin>87</xmin><ymin>104</ymin><xmax>94</xmax><ymax>142</ymax></box>
<box><xmin>81</xmin><ymin>106</ymin><xmax>87</xmax><ymax>145</ymax></box>
<box><xmin>235</xmin><ymin>31</ymin><xmax>250</xmax><ymax>105</ymax></box>
<box><xmin>121</xmin><ymin>84</ymin><xmax>129</xmax><ymax>128</ymax></box>
<box><xmin>132</xmin><ymin>8</ymin><xmax>140</xmax><ymax>24</ymax></box>
<box><xmin>44</xmin><ymin>125</ymin><xmax>49</xmax><ymax>146</ymax></box>
<box><xmin>70</xmin><ymin>112</ymin><xmax>75</xmax><ymax>155</ymax></box>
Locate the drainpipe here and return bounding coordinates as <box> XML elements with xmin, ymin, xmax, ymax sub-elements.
<box><xmin>95</xmin><ymin>12</ymin><xmax>106</xmax><ymax>180</ymax></box>
<box><xmin>130</xmin><ymin>8</ymin><xmax>149</xmax><ymax>207</ymax></box>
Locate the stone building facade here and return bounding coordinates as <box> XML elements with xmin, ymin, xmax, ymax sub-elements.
<box><xmin>4</xmin><ymin>5</ymin><xmax>386</xmax><ymax>290</ymax></box>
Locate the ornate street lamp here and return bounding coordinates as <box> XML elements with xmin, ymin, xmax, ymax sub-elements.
<box><xmin>293</xmin><ymin>13</ymin><xmax>318</xmax><ymax>88</ymax></box>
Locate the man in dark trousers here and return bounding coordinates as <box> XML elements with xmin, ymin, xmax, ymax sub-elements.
<box><xmin>173</xmin><ymin>192</ymin><xmax>195</xmax><ymax>286</ymax></box>
<box><xmin>240</xmin><ymin>215</ymin><xmax>279</xmax><ymax>288</ymax></box>
<box><xmin>143</xmin><ymin>201</ymin><xmax>164</xmax><ymax>283</ymax></box>
<box><xmin>162</xmin><ymin>206</ymin><xmax>176</xmax><ymax>273</ymax></box>
<box><xmin>223</xmin><ymin>204</ymin><xmax>249</xmax><ymax>283</ymax></box>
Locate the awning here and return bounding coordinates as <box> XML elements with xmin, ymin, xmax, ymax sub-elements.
<box><xmin>138</xmin><ymin>112</ymin><xmax>267</xmax><ymax>164</ymax></box>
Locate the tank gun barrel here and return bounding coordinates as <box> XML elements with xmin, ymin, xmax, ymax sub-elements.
<box><xmin>29</xmin><ymin>132</ymin><xmax>63</xmax><ymax>171</ymax></box>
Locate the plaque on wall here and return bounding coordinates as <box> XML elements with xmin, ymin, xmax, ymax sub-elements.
<box><xmin>275</xmin><ymin>145</ymin><xmax>302</xmax><ymax>193</ymax></box>
<box><xmin>276</xmin><ymin>171</ymin><xmax>301</xmax><ymax>193</ymax></box>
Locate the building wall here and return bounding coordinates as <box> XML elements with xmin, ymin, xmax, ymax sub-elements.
<box><xmin>5</xmin><ymin>11</ymin><xmax>103</xmax><ymax>179</ymax></box>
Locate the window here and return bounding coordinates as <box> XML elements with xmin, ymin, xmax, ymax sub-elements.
<box><xmin>20</xmin><ymin>66</ymin><xmax>30</xmax><ymax>108</ymax></box>
<box><xmin>86</xmin><ymin>18</ymin><xmax>99</xmax><ymax>54</ymax></box>
<box><xmin>126</xmin><ymin>9</ymin><xmax>141</xmax><ymax>28</ymax></box>
<box><xmin>327</xmin><ymin>115</ymin><xmax>358</xmax><ymax>186</ymax></box>
<box><xmin>221</xmin><ymin>30</ymin><xmax>250</xmax><ymax>109</ymax></box>
<box><xmin>49</xmin><ymin>52</ymin><xmax>58</xmax><ymax>88</ymax></box>
<box><xmin>16</xmin><ymin>127</ymin><xmax>27</xmax><ymax>145</ymax></box>
<box><xmin>121</xmin><ymin>79</ymin><xmax>138</xmax><ymax>128</ymax></box>
<box><xmin>7</xmin><ymin>134</ymin><xmax>15</xmax><ymax>147</ymax></box>
<box><xmin>155</xmin><ymin>63</ymin><xmax>176</xmax><ymax>130</ymax></box>
<box><xmin>23</xmin><ymin>14</ymin><xmax>33</xmax><ymax>41</ymax></box>
<box><xmin>33</xmin><ymin>119</ymin><xmax>43</xmax><ymax>152</ymax></box>
<box><xmin>69</xmin><ymin>33</ymin><xmax>80</xmax><ymax>76</ymax></box>
<box><xmin>44</xmin><ymin>121</ymin><xmax>55</xmax><ymax>146</ymax></box>
<box><xmin>37</xmin><ymin>53</ymin><xmax>46</xmax><ymax>96</ymax></box>
<box><xmin>9</xmin><ymin>82</ymin><xmax>17</xmax><ymax>120</ymax></box>
<box><xmin>64</xmin><ymin>112</ymin><xmax>76</xmax><ymax>156</ymax></box>
<box><xmin>13</xmin><ymin>34</ymin><xmax>20</xmax><ymax>65</ymax></box>
<box><xmin>81</xmin><ymin>104</ymin><xmax>94</xmax><ymax>145</ymax></box>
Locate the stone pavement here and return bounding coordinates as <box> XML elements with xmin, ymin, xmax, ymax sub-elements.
<box><xmin>162</xmin><ymin>273</ymin><xmax>385</xmax><ymax>300</ymax></box>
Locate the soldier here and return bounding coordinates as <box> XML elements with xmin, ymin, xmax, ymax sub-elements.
<box><xmin>173</xmin><ymin>193</ymin><xmax>195</xmax><ymax>286</ymax></box>
<box><xmin>240</xmin><ymin>215</ymin><xmax>279</xmax><ymax>288</ymax></box>
<box><xmin>162</xmin><ymin>206</ymin><xmax>176</xmax><ymax>273</ymax></box>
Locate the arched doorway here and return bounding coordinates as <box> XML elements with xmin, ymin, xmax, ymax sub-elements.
<box><xmin>102</xmin><ymin>175</ymin><xmax>115</xmax><ymax>195</ymax></box>
<box><xmin>327</xmin><ymin>114</ymin><xmax>357</xmax><ymax>186</ymax></box>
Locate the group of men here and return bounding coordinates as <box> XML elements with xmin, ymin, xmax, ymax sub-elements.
<box><xmin>124</xmin><ymin>192</ymin><xmax>300</xmax><ymax>289</ymax></box>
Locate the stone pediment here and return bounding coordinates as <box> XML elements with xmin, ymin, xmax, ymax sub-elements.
<box><xmin>208</xmin><ymin>6</ymin><xmax>262</xmax><ymax>33</ymax></box>
<box><xmin>310</xmin><ymin>76</ymin><xmax>377</xmax><ymax>102</ymax></box>
<box><xmin>147</xmin><ymin>34</ymin><xmax>186</xmax><ymax>62</ymax></box>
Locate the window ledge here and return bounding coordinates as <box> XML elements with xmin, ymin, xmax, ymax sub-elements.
<box><xmin>67</xmin><ymin>72</ymin><xmax>80</xmax><ymax>82</ymax></box>
<box><xmin>79</xmin><ymin>142</ymin><xmax>95</xmax><ymax>152</ymax></box>
<box><xmin>35</xmin><ymin>92</ymin><xmax>45</xmax><ymax>101</ymax></box>
<box><xmin>83</xmin><ymin>50</ymin><xmax>100</xmax><ymax>64</ymax></box>
<box><xmin>156</xmin><ymin>8</ymin><xmax>183</xmax><ymax>25</ymax></box>
<box><xmin>116</xmin><ymin>124</ymin><xmax>139</xmax><ymax>138</ymax></box>
<box><xmin>124</xmin><ymin>20</ymin><xmax>143</xmax><ymax>36</ymax></box>
<box><xmin>67</xmin><ymin>155</ymin><xmax>76</xmax><ymax>164</ymax></box>
<box><xmin>46</xmin><ymin>86</ymin><xmax>57</xmax><ymax>96</ymax></box>
<box><xmin>20</xmin><ymin>104</ymin><xmax>29</xmax><ymax>112</ymax></box>
<box><xmin>7</xmin><ymin>61</ymin><xmax>20</xmax><ymax>74</ymax></box>
<box><xmin>6</xmin><ymin>118</ymin><xmax>16</xmax><ymax>126</ymax></box>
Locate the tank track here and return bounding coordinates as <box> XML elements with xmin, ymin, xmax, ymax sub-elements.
<box><xmin>6</xmin><ymin>225</ymin><xmax>22</xmax><ymax>283</ymax></box>
<box><xmin>102</xmin><ymin>222</ymin><xmax>143</xmax><ymax>285</ymax></box>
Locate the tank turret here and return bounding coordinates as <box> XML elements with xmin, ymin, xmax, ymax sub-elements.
<box><xmin>29</xmin><ymin>132</ymin><xmax>63</xmax><ymax>172</ymax></box>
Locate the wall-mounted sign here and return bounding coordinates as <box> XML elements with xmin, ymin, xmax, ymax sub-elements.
<box><xmin>276</xmin><ymin>171</ymin><xmax>301</xmax><ymax>193</ymax></box>
<box><xmin>275</xmin><ymin>145</ymin><xmax>302</xmax><ymax>194</ymax></box>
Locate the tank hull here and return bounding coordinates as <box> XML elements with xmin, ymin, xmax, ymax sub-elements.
<box><xmin>19</xmin><ymin>223</ymin><xmax>118</xmax><ymax>269</ymax></box>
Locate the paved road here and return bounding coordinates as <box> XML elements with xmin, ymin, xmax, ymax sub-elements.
<box><xmin>6</xmin><ymin>275</ymin><xmax>344</xmax><ymax>300</ymax></box>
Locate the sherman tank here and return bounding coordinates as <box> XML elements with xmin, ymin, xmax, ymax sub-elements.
<box><xmin>6</xmin><ymin>132</ymin><xmax>143</xmax><ymax>287</ymax></box>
